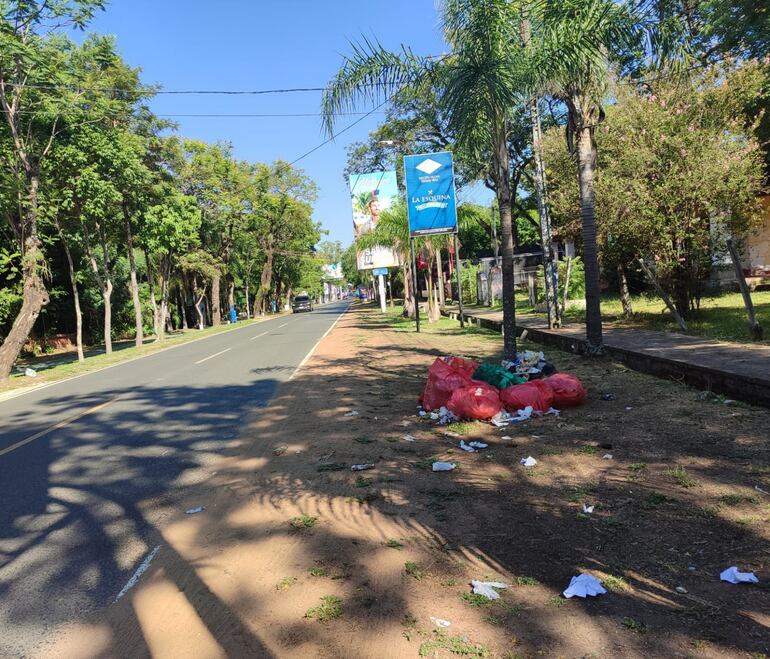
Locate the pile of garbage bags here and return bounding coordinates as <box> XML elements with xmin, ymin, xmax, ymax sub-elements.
<box><xmin>420</xmin><ymin>354</ymin><xmax>586</xmax><ymax>421</ymax></box>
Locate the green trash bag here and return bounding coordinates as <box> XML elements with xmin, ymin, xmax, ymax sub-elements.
<box><xmin>472</xmin><ymin>363</ymin><xmax>527</xmax><ymax>390</ymax></box>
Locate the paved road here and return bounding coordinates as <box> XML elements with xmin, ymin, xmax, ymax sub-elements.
<box><xmin>0</xmin><ymin>302</ymin><xmax>349</xmax><ymax>657</ymax></box>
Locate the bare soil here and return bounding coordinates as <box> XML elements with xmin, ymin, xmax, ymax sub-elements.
<box><xmin>50</xmin><ymin>304</ymin><xmax>770</xmax><ymax>658</ymax></box>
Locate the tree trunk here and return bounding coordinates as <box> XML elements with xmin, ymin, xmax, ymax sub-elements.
<box><xmin>157</xmin><ymin>259</ymin><xmax>171</xmax><ymax>341</ymax></box>
<box><xmin>0</xmin><ymin>166</ymin><xmax>50</xmax><ymax>381</ymax></box>
<box><xmin>144</xmin><ymin>249</ymin><xmax>160</xmax><ymax>339</ymax></box>
<box><xmin>55</xmin><ymin>220</ymin><xmax>85</xmax><ymax>362</ymax></box>
<box><xmin>211</xmin><ymin>274</ymin><xmax>222</xmax><ymax>325</ymax></box>
<box><xmin>256</xmin><ymin>247</ymin><xmax>274</xmax><ymax>314</ymax></box>
<box><xmin>102</xmin><ymin>279</ymin><xmax>113</xmax><ymax>354</ymax></box>
<box><xmin>574</xmin><ymin>121</ymin><xmax>603</xmax><ymax>352</ymax></box>
<box><xmin>179</xmin><ymin>288</ymin><xmax>188</xmax><ymax>330</ymax></box>
<box><xmin>493</xmin><ymin>122</ymin><xmax>517</xmax><ymax>360</ymax></box>
<box><xmin>245</xmin><ymin>280</ymin><xmax>250</xmax><ymax>318</ymax></box>
<box><xmin>195</xmin><ymin>292</ymin><xmax>205</xmax><ymax>330</ymax></box>
<box><xmin>435</xmin><ymin>247</ymin><xmax>445</xmax><ymax>307</ymax></box>
<box><xmin>402</xmin><ymin>264</ymin><xmax>415</xmax><ymax>318</ymax></box>
<box><xmin>124</xmin><ymin>209</ymin><xmax>143</xmax><ymax>348</ymax></box>
<box><xmin>227</xmin><ymin>277</ymin><xmax>235</xmax><ymax>312</ymax></box>
<box><xmin>618</xmin><ymin>264</ymin><xmax>633</xmax><ymax>319</ymax></box>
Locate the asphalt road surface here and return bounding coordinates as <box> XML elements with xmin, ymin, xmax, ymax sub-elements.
<box><xmin>0</xmin><ymin>302</ymin><xmax>349</xmax><ymax>657</ymax></box>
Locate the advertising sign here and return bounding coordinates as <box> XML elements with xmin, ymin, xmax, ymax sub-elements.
<box><xmin>322</xmin><ymin>263</ymin><xmax>344</xmax><ymax>279</ymax></box>
<box><xmin>349</xmin><ymin>170</ymin><xmax>401</xmax><ymax>270</ymax></box>
<box><xmin>404</xmin><ymin>151</ymin><xmax>458</xmax><ymax>236</ymax></box>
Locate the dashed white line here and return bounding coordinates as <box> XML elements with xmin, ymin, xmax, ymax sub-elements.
<box><xmin>278</xmin><ymin>322</ymin><xmax>289</xmax><ymax>328</ymax></box>
<box><xmin>114</xmin><ymin>545</ymin><xmax>161</xmax><ymax>602</ymax></box>
<box><xmin>194</xmin><ymin>347</ymin><xmax>231</xmax><ymax>365</ymax></box>
<box><xmin>249</xmin><ymin>331</ymin><xmax>269</xmax><ymax>341</ymax></box>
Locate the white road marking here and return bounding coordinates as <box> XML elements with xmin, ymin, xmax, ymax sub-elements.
<box><xmin>278</xmin><ymin>322</ymin><xmax>289</xmax><ymax>328</ymax></box>
<box><xmin>249</xmin><ymin>331</ymin><xmax>269</xmax><ymax>341</ymax></box>
<box><xmin>194</xmin><ymin>347</ymin><xmax>231</xmax><ymax>365</ymax></box>
<box><xmin>114</xmin><ymin>545</ymin><xmax>161</xmax><ymax>602</ymax></box>
<box><xmin>289</xmin><ymin>304</ymin><xmax>350</xmax><ymax>381</ymax></box>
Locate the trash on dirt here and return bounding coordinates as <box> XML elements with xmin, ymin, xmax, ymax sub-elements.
<box><xmin>403</xmin><ymin>434</ymin><xmax>417</xmax><ymax>442</ymax></box>
<box><xmin>419</xmin><ymin>410</ymin><xmax>427</xmax><ymax>417</ymax></box>
<box><xmin>432</xmin><ymin>461</ymin><xmax>456</xmax><ymax>472</ymax></box>
<box><xmin>504</xmin><ymin>350</ymin><xmax>554</xmax><ymax>378</ymax></box>
<box><xmin>544</xmin><ymin>373</ymin><xmax>587</xmax><ymax>407</ymax></box>
<box><xmin>754</xmin><ymin>486</ymin><xmax>769</xmax><ymax>496</ymax></box>
<box><xmin>625</xmin><ymin>406</ymin><xmax>633</xmax><ymax>411</ymax></box>
<box><xmin>442</xmin><ymin>430</ymin><xmax>460</xmax><ymax>438</ymax></box>
<box><xmin>468</xmin><ymin>441</ymin><xmax>488</xmax><ymax>449</ymax></box>
<box><xmin>430</xmin><ymin>616</ymin><xmax>451</xmax><ymax>628</ymax></box>
<box><xmin>510</xmin><ymin>406</ymin><xmax>535</xmax><ymax>423</ymax></box>
<box><xmin>723</xmin><ymin>399</ymin><xmax>738</xmax><ymax>406</ymax></box>
<box><xmin>185</xmin><ymin>506</ymin><xmax>205</xmax><ymax>515</ymax></box>
<box><xmin>563</xmin><ymin>573</ymin><xmax>607</xmax><ymax>598</ymax></box>
<box><xmin>421</xmin><ymin>357</ymin><xmax>478</xmax><ymax>411</ymax></box>
<box><xmin>437</xmin><ymin>406</ymin><xmax>459</xmax><ymax>424</ymax></box>
<box><xmin>601</xmin><ymin>393</ymin><xmax>617</xmax><ymax>401</ymax></box>
<box><xmin>720</xmin><ymin>566</ymin><xmax>759</xmax><ymax>584</ymax></box>
<box><xmin>500</xmin><ymin>380</ymin><xmax>555</xmax><ymax>413</ymax></box>
<box><xmin>520</xmin><ymin>456</ymin><xmax>538</xmax><ymax>467</ymax></box>
<box><xmin>675</xmin><ymin>586</ymin><xmax>688</xmax><ymax>594</ymax></box>
<box><xmin>344</xmin><ymin>410</ymin><xmax>360</xmax><ymax>417</ymax></box>
<box><xmin>582</xmin><ymin>504</ymin><xmax>595</xmax><ymax>514</ymax></box>
<box><xmin>399</xmin><ymin>420</ymin><xmax>412</xmax><ymax>427</ymax></box>
<box><xmin>501</xmin><ymin>435</ymin><xmax>512</xmax><ymax>440</ymax></box>
<box><xmin>602</xmin><ymin>454</ymin><xmax>613</xmax><ymax>460</ymax></box>
<box><xmin>491</xmin><ymin>410</ymin><xmax>513</xmax><ymax>427</ymax></box>
<box><xmin>273</xmin><ymin>445</ymin><xmax>288</xmax><ymax>456</ymax></box>
<box><xmin>471</xmin><ymin>580</ymin><xmax>508</xmax><ymax>600</ymax></box>
<box><xmin>351</xmin><ymin>464</ymin><xmax>375</xmax><ymax>471</ymax></box>
<box><xmin>473</xmin><ymin>362</ymin><xmax>526</xmax><ymax>389</ymax></box>
<box><xmin>459</xmin><ymin>440</ymin><xmax>477</xmax><ymax>452</ymax></box>
<box><xmin>459</xmin><ymin>440</ymin><xmax>489</xmax><ymax>452</ymax></box>
<box><xmin>24</xmin><ymin>368</ymin><xmax>37</xmax><ymax>377</ymax></box>
<box><xmin>546</xmin><ymin>407</ymin><xmax>560</xmax><ymax>416</ymax></box>
<box><xmin>447</xmin><ymin>383</ymin><xmax>501</xmax><ymax>421</ymax></box>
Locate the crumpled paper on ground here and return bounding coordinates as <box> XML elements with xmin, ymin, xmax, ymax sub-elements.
<box><xmin>563</xmin><ymin>573</ymin><xmax>607</xmax><ymax>598</ymax></box>
<box><xmin>432</xmin><ymin>462</ymin><xmax>456</xmax><ymax>472</ymax></box>
<box><xmin>520</xmin><ymin>456</ymin><xmax>538</xmax><ymax>467</ymax></box>
<box><xmin>471</xmin><ymin>580</ymin><xmax>508</xmax><ymax>600</ymax></box>
<box><xmin>459</xmin><ymin>440</ymin><xmax>489</xmax><ymax>452</ymax></box>
<box><xmin>351</xmin><ymin>464</ymin><xmax>375</xmax><ymax>471</ymax></box>
<box><xmin>720</xmin><ymin>566</ymin><xmax>759</xmax><ymax>584</ymax></box>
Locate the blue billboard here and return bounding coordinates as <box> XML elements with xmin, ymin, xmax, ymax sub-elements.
<box><xmin>404</xmin><ymin>151</ymin><xmax>458</xmax><ymax>236</ymax></box>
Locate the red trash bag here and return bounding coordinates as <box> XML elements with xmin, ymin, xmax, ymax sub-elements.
<box><xmin>445</xmin><ymin>356</ymin><xmax>478</xmax><ymax>379</ymax></box>
<box><xmin>544</xmin><ymin>373</ymin><xmax>587</xmax><ymax>407</ymax></box>
<box><xmin>421</xmin><ymin>358</ymin><xmax>473</xmax><ymax>411</ymax></box>
<box><xmin>500</xmin><ymin>380</ymin><xmax>554</xmax><ymax>413</ymax></box>
<box><xmin>446</xmin><ymin>382</ymin><xmax>502</xmax><ymax>420</ymax></box>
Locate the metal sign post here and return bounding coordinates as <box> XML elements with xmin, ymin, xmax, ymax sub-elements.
<box><xmin>410</xmin><ymin>238</ymin><xmax>420</xmax><ymax>333</ymax></box>
<box><xmin>454</xmin><ymin>233</ymin><xmax>464</xmax><ymax>328</ymax></box>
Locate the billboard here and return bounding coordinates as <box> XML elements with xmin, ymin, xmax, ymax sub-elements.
<box><xmin>404</xmin><ymin>151</ymin><xmax>458</xmax><ymax>236</ymax></box>
<box><xmin>322</xmin><ymin>263</ymin><xmax>344</xmax><ymax>279</ymax></box>
<box><xmin>349</xmin><ymin>170</ymin><xmax>400</xmax><ymax>270</ymax></box>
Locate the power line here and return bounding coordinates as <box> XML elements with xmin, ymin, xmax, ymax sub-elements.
<box><xmin>3</xmin><ymin>82</ymin><xmax>390</xmax><ymax>95</ymax></box>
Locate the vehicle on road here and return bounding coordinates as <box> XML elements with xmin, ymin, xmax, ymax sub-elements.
<box><xmin>292</xmin><ymin>294</ymin><xmax>313</xmax><ymax>313</ymax></box>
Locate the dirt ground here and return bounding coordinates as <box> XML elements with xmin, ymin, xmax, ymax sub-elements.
<box><xmin>51</xmin><ymin>304</ymin><xmax>770</xmax><ymax>658</ymax></box>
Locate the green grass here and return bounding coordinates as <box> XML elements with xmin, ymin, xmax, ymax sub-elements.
<box><xmin>602</xmin><ymin>575</ymin><xmax>630</xmax><ymax>592</ymax></box>
<box><xmin>718</xmin><ymin>492</ymin><xmax>759</xmax><ymax>506</ymax></box>
<box><xmin>3</xmin><ymin>317</ymin><xmax>270</xmax><ymax>395</ymax></box>
<box><xmin>418</xmin><ymin>630</ymin><xmax>490</xmax><ymax>658</ymax></box>
<box><xmin>667</xmin><ymin>466</ymin><xmax>698</xmax><ymax>488</ymax></box>
<box><xmin>628</xmin><ymin>463</ymin><xmax>648</xmax><ymax>480</ymax></box>
<box><xmin>445</xmin><ymin>421</ymin><xmax>481</xmax><ymax>435</ymax></box>
<box><xmin>622</xmin><ymin>617</ymin><xmax>647</xmax><ymax>633</ymax></box>
<box><xmin>304</xmin><ymin>595</ymin><xmax>343</xmax><ymax>622</ymax></box>
<box><xmin>275</xmin><ymin>576</ymin><xmax>297</xmax><ymax>591</ymax></box>
<box><xmin>289</xmin><ymin>514</ymin><xmax>317</xmax><ymax>529</ymax></box>
<box><xmin>461</xmin><ymin>592</ymin><xmax>492</xmax><ymax>607</ymax></box>
<box><xmin>641</xmin><ymin>492</ymin><xmax>669</xmax><ymax>509</ymax></box>
<box><xmin>548</xmin><ymin>595</ymin><xmax>567</xmax><ymax>607</ymax></box>
<box><xmin>355</xmin><ymin>476</ymin><xmax>374</xmax><ymax>488</ymax></box>
<box><xmin>404</xmin><ymin>561</ymin><xmax>425</xmax><ymax>580</ymax></box>
<box><xmin>384</xmin><ymin>538</ymin><xmax>404</xmax><ymax>550</ymax></box>
<box><xmin>515</xmin><ymin>576</ymin><xmax>539</xmax><ymax>586</ymax></box>
<box><xmin>567</xmin><ymin>482</ymin><xmax>599</xmax><ymax>503</ymax></box>
<box><xmin>317</xmin><ymin>462</ymin><xmax>346</xmax><ymax>472</ymax></box>
<box><xmin>576</xmin><ymin>445</ymin><xmax>599</xmax><ymax>455</ymax></box>
<box><xmin>308</xmin><ymin>566</ymin><xmax>330</xmax><ymax>577</ymax></box>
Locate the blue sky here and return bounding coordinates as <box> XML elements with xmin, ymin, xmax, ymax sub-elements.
<box><xmin>84</xmin><ymin>0</ymin><xmax>457</xmax><ymax>247</ymax></box>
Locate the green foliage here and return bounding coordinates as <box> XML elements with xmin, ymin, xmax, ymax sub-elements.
<box><xmin>304</xmin><ymin>595</ymin><xmax>343</xmax><ymax>622</ymax></box>
<box><xmin>289</xmin><ymin>514</ymin><xmax>318</xmax><ymax>529</ymax></box>
<box><xmin>418</xmin><ymin>630</ymin><xmax>489</xmax><ymax>658</ymax></box>
<box><xmin>404</xmin><ymin>561</ymin><xmax>425</xmax><ymax>580</ymax></box>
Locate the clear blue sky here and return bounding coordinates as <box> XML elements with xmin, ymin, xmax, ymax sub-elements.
<box><xmin>83</xmin><ymin>0</ymin><xmax>456</xmax><ymax>247</ymax></box>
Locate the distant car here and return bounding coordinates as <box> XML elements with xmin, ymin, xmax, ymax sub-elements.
<box><xmin>292</xmin><ymin>295</ymin><xmax>313</xmax><ymax>313</ymax></box>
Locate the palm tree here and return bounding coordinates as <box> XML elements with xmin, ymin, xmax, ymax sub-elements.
<box><xmin>323</xmin><ymin>0</ymin><xmax>527</xmax><ymax>358</ymax></box>
<box><xmin>525</xmin><ymin>0</ymin><xmax>687</xmax><ymax>351</ymax></box>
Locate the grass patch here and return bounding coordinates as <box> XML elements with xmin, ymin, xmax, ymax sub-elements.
<box><xmin>404</xmin><ymin>561</ymin><xmax>425</xmax><ymax>580</ymax></box>
<box><xmin>418</xmin><ymin>630</ymin><xmax>489</xmax><ymax>658</ymax></box>
<box><xmin>318</xmin><ymin>462</ymin><xmax>347</xmax><ymax>472</ymax></box>
<box><xmin>289</xmin><ymin>514</ymin><xmax>317</xmax><ymax>529</ymax></box>
<box><xmin>445</xmin><ymin>421</ymin><xmax>480</xmax><ymax>435</ymax></box>
<box><xmin>548</xmin><ymin>595</ymin><xmax>567</xmax><ymax>608</ymax></box>
<box><xmin>628</xmin><ymin>463</ymin><xmax>647</xmax><ymax>480</ymax></box>
<box><xmin>668</xmin><ymin>466</ymin><xmax>698</xmax><ymax>488</ymax></box>
<box><xmin>304</xmin><ymin>595</ymin><xmax>343</xmax><ymax>622</ymax></box>
<box><xmin>602</xmin><ymin>575</ymin><xmax>630</xmax><ymax>592</ymax></box>
<box><xmin>526</xmin><ymin>468</ymin><xmax>554</xmax><ymax>478</ymax></box>
<box><xmin>308</xmin><ymin>566</ymin><xmax>330</xmax><ymax>577</ymax></box>
<box><xmin>414</xmin><ymin>457</ymin><xmax>438</xmax><ymax>470</ymax></box>
<box><xmin>567</xmin><ymin>482</ymin><xmax>598</xmax><ymax>503</ymax></box>
<box><xmin>483</xmin><ymin>614</ymin><xmax>503</xmax><ymax>625</ymax></box>
<box><xmin>441</xmin><ymin>577</ymin><xmax>458</xmax><ymax>587</ymax></box>
<box><xmin>576</xmin><ymin>445</ymin><xmax>599</xmax><ymax>455</ymax></box>
<box><xmin>515</xmin><ymin>576</ymin><xmax>539</xmax><ymax>586</ymax></box>
<box><xmin>355</xmin><ymin>476</ymin><xmax>374</xmax><ymax>488</ymax></box>
<box><xmin>718</xmin><ymin>492</ymin><xmax>759</xmax><ymax>506</ymax></box>
<box><xmin>641</xmin><ymin>492</ymin><xmax>669</xmax><ymax>509</ymax></box>
<box><xmin>622</xmin><ymin>617</ymin><xmax>646</xmax><ymax>633</ymax></box>
<box><xmin>384</xmin><ymin>538</ymin><xmax>404</xmax><ymax>550</ymax></box>
<box><xmin>276</xmin><ymin>576</ymin><xmax>297</xmax><ymax>591</ymax></box>
<box><xmin>461</xmin><ymin>592</ymin><xmax>492</xmax><ymax>607</ymax></box>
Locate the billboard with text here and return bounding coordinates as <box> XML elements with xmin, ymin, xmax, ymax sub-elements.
<box><xmin>349</xmin><ymin>170</ymin><xmax>400</xmax><ymax>270</ymax></box>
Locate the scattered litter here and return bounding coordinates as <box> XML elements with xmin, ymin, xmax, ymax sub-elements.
<box><xmin>459</xmin><ymin>440</ymin><xmax>477</xmax><ymax>452</ymax></box>
<box><xmin>399</xmin><ymin>420</ymin><xmax>412</xmax><ymax>427</ymax></box>
<box><xmin>273</xmin><ymin>445</ymin><xmax>288</xmax><ymax>456</ymax></box>
<box><xmin>563</xmin><ymin>573</ymin><xmax>607</xmax><ymax>598</ymax></box>
<box><xmin>473</xmin><ymin>362</ymin><xmax>526</xmax><ymax>389</ymax></box>
<box><xmin>471</xmin><ymin>580</ymin><xmax>508</xmax><ymax>600</ymax></box>
<box><xmin>432</xmin><ymin>462</ymin><xmax>456</xmax><ymax>472</ymax></box>
<box><xmin>520</xmin><ymin>456</ymin><xmax>538</xmax><ymax>467</ymax></box>
<box><xmin>625</xmin><ymin>406</ymin><xmax>633</xmax><ymax>411</ymax></box>
<box><xmin>185</xmin><ymin>506</ymin><xmax>205</xmax><ymax>515</ymax></box>
<box><xmin>720</xmin><ymin>566</ymin><xmax>759</xmax><ymax>584</ymax></box>
<box><xmin>510</xmin><ymin>406</ymin><xmax>535</xmax><ymax>423</ymax></box>
<box><xmin>755</xmin><ymin>486</ymin><xmax>769</xmax><ymax>496</ymax></box>
<box><xmin>491</xmin><ymin>410</ymin><xmax>512</xmax><ymax>427</ymax></box>
<box><xmin>419</xmin><ymin>410</ymin><xmax>427</xmax><ymax>417</ymax></box>
<box><xmin>24</xmin><ymin>368</ymin><xmax>37</xmax><ymax>377</ymax></box>
<box><xmin>675</xmin><ymin>586</ymin><xmax>688</xmax><ymax>594</ymax></box>
<box><xmin>403</xmin><ymin>434</ymin><xmax>417</xmax><ymax>442</ymax></box>
<box><xmin>351</xmin><ymin>464</ymin><xmax>375</xmax><ymax>471</ymax></box>
<box><xmin>344</xmin><ymin>410</ymin><xmax>360</xmax><ymax>417</ymax></box>
<box><xmin>430</xmin><ymin>617</ymin><xmax>451</xmax><ymax>628</ymax></box>
<box><xmin>545</xmin><ymin>408</ymin><xmax>560</xmax><ymax>416</ymax></box>
<box><xmin>468</xmin><ymin>441</ymin><xmax>488</xmax><ymax>449</ymax></box>
<box><xmin>459</xmin><ymin>440</ymin><xmax>489</xmax><ymax>452</ymax></box>
<box><xmin>601</xmin><ymin>393</ymin><xmax>617</xmax><ymax>401</ymax></box>
<box><xmin>723</xmin><ymin>399</ymin><xmax>738</xmax><ymax>406</ymax></box>
<box><xmin>442</xmin><ymin>430</ymin><xmax>460</xmax><ymax>438</ymax></box>
<box><xmin>501</xmin><ymin>435</ymin><xmax>512</xmax><ymax>440</ymax></box>
<box><xmin>688</xmin><ymin>566</ymin><xmax>697</xmax><ymax>571</ymax></box>
<box><xmin>582</xmin><ymin>504</ymin><xmax>594</xmax><ymax>514</ymax></box>
<box><xmin>602</xmin><ymin>454</ymin><xmax>613</xmax><ymax>460</ymax></box>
